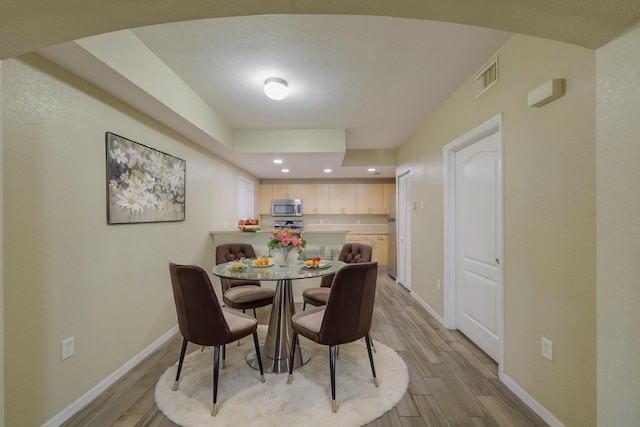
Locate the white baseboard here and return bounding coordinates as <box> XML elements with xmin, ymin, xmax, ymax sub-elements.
<box><xmin>42</xmin><ymin>325</ymin><xmax>179</xmax><ymax>427</ymax></box>
<box><xmin>407</xmin><ymin>289</ymin><xmax>447</xmax><ymax>327</ymax></box>
<box><xmin>500</xmin><ymin>372</ymin><xmax>565</xmax><ymax>427</ymax></box>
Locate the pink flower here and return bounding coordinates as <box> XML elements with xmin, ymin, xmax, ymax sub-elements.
<box><xmin>267</xmin><ymin>228</ymin><xmax>306</xmax><ymax>251</ymax></box>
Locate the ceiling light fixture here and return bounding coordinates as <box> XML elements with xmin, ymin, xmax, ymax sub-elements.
<box><xmin>264</xmin><ymin>78</ymin><xmax>288</xmax><ymax>100</ymax></box>
<box><xmin>273</xmin><ymin>159</ymin><xmax>283</xmax><ymax>164</ymax></box>
<box><xmin>281</xmin><ymin>168</ymin><xmax>290</xmax><ymax>173</ymax></box>
<box><xmin>368</xmin><ymin>168</ymin><xmax>376</xmax><ymax>172</ymax></box>
<box><xmin>324</xmin><ymin>169</ymin><xmax>332</xmax><ymax>173</ymax></box>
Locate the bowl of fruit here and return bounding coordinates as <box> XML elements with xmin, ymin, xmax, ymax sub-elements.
<box><xmin>304</xmin><ymin>257</ymin><xmax>331</xmax><ymax>269</ymax></box>
<box><xmin>229</xmin><ymin>261</ymin><xmax>247</xmax><ymax>271</ymax></box>
<box><xmin>252</xmin><ymin>257</ymin><xmax>273</xmax><ymax>268</ymax></box>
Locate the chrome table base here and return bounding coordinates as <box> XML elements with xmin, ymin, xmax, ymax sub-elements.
<box><xmin>246</xmin><ymin>278</ymin><xmax>310</xmax><ymax>373</ymax></box>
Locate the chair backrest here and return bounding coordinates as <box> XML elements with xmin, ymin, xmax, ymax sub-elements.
<box><xmin>318</xmin><ymin>261</ymin><xmax>378</xmax><ymax>345</ymax></box>
<box><xmin>169</xmin><ymin>263</ymin><xmax>231</xmax><ymax>346</ymax></box>
<box><xmin>215</xmin><ymin>243</ymin><xmax>260</xmax><ymax>292</ymax></box>
<box><xmin>320</xmin><ymin>242</ymin><xmax>373</xmax><ymax>288</ymax></box>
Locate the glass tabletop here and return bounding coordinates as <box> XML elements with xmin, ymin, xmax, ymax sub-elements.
<box><xmin>212</xmin><ymin>259</ymin><xmax>345</xmax><ymax>281</ymax></box>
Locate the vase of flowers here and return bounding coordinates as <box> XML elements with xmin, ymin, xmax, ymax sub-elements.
<box><xmin>267</xmin><ymin>228</ymin><xmax>306</xmax><ymax>267</ymax></box>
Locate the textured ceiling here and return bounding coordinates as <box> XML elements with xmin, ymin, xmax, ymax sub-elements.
<box><xmin>132</xmin><ymin>16</ymin><xmax>512</xmax><ymax>155</ymax></box>
<box><xmin>3</xmin><ymin>0</ymin><xmax>640</xmax><ymax>60</ymax></box>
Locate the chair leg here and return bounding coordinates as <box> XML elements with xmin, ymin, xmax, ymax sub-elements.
<box><xmin>238</xmin><ymin>310</ymin><xmax>247</xmax><ymax>346</ymax></box>
<box><xmin>253</xmin><ymin>308</ymin><xmax>257</xmax><ymax>318</ymax></box>
<box><xmin>222</xmin><ymin>344</ymin><xmax>226</xmax><ymax>369</ymax></box>
<box><xmin>287</xmin><ymin>332</ymin><xmax>298</xmax><ymax>384</ymax></box>
<box><xmin>303</xmin><ymin>302</ymin><xmax>307</xmax><ymax>310</ymax></box>
<box><xmin>330</xmin><ymin>345</ymin><xmax>337</xmax><ymax>413</ymax></box>
<box><xmin>173</xmin><ymin>338</ymin><xmax>188</xmax><ymax>391</ymax></box>
<box><xmin>365</xmin><ymin>334</ymin><xmax>379</xmax><ymax>387</ymax></box>
<box><xmin>212</xmin><ymin>345</ymin><xmax>220</xmax><ymax>416</ymax></box>
<box><xmin>361</xmin><ymin>336</ymin><xmax>376</xmax><ymax>353</ymax></box>
<box><xmin>252</xmin><ymin>332</ymin><xmax>266</xmax><ymax>383</ymax></box>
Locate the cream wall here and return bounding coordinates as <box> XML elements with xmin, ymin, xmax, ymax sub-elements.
<box><xmin>2</xmin><ymin>54</ymin><xmax>258</xmax><ymax>425</ymax></box>
<box><xmin>0</xmin><ymin>59</ymin><xmax>5</xmax><ymax>427</ymax></box>
<box><xmin>397</xmin><ymin>34</ymin><xmax>596</xmax><ymax>426</ymax></box>
<box><xmin>596</xmin><ymin>26</ymin><xmax>640</xmax><ymax>425</ymax></box>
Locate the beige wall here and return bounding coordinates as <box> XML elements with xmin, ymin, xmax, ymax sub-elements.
<box><xmin>2</xmin><ymin>54</ymin><xmax>258</xmax><ymax>425</ymax></box>
<box><xmin>397</xmin><ymin>34</ymin><xmax>596</xmax><ymax>426</ymax></box>
<box><xmin>596</xmin><ymin>26</ymin><xmax>640</xmax><ymax>425</ymax></box>
<box><xmin>0</xmin><ymin>59</ymin><xmax>5</xmax><ymax>427</ymax></box>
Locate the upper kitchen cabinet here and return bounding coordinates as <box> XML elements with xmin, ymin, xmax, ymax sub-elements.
<box><xmin>329</xmin><ymin>184</ymin><xmax>356</xmax><ymax>215</ymax></box>
<box><xmin>259</xmin><ymin>184</ymin><xmax>273</xmax><ymax>215</ymax></box>
<box><xmin>384</xmin><ymin>183</ymin><xmax>395</xmax><ymax>214</ymax></box>
<box><xmin>356</xmin><ymin>184</ymin><xmax>386</xmax><ymax>214</ymax></box>
<box><xmin>272</xmin><ymin>184</ymin><xmax>303</xmax><ymax>200</ymax></box>
<box><xmin>302</xmin><ymin>184</ymin><xmax>330</xmax><ymax>215</ymax></box>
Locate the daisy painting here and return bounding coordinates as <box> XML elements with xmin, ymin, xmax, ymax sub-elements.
<box><xmin>106</xmin><ymin>132</ymin><xmax>186</xmax><ymax>224</ymax></box>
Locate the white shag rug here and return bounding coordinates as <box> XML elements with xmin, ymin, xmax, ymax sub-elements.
<box><xmin>155</xmin><ymin>325</ymin><xmax>409</xmax><ymax>426</ymax></box>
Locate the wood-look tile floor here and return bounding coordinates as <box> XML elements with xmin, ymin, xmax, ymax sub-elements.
<box><xmin>62</xmin><ymin>271</ymin><xmax>548</xmax><ymax>426</ymax></box>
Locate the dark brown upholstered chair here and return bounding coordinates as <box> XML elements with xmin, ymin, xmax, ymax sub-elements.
<box><xmin>288</xmin><ymin>261</ymin><xmax>379</xmax><ymax>413</ymax></box>
<box><xmin>216</xmin><ymin>243</ymin><xmax>276</xmax><ymax>317</ymax></box>
<box><xmin>302</xmin><ymin>243</ymin><xmax>373</xmax><ymax>310</ymax></box>
<box><xmin>168</xmin><ymin>263</ymin><xmax>265</xmax><ymax>416</ymax></box>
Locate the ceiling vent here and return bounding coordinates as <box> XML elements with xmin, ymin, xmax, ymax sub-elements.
<box><xmin>475</xmin><ymin>58</ymin><xmax>498</xmax><ymax>98</ymax></box>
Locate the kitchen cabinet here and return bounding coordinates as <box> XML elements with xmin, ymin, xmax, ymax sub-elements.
<box><xmin>329</xmin><ymin>184</ymin><xmax>356</xmax><ymax>215</ymax></box>
<box><xmin>372</xmin><ymin>234</ymin><xmax>389</xmax><ymax>266</ymax></box>
<box><xmin>302</xmin><ymin>184</ymin><xmax>330</xmax><ymax>215</ymax></box>
<box><xmin>356</xmin><ymin>184</ymin><xmax>386</xmax><ymax>214</ymax></box>
<box><xmin>272</xmin><ymin>184</ymin><xmax>302</xmax><ymax>200</ymax></box>
<box><xmin>345</xmin><ymin>233</ymin><xmax>388</xmax><ymax>265</ymax></box>
<box><xmin>383</xmin><ymin>183</ymin><xmax>395</xmax><ymax>215</ymax></box>
<box><xmin>259</xmin><ymin>184</ymin><xmax>273</xmax><ymax>215</ymax></box>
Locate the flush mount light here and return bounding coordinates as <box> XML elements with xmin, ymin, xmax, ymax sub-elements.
<box><xmin>324</xmin><ymin>169</ymin><xmax>332</xmax><ymax>173</ymax></box>
<box><xmin>264</xmin><ymin>78</ymin><xmax>288</xmax><ymax>100</ymax></box>
<box><xmin>368</xmin><ymin>168</ymin><xmax>376</xmax><ymax>172</ymax></box>
<box><xmin>281</xmin><ymin>168</ymin><xmax>290</xmax><ymax>173</ymax></box>
<box><xmin>273</xmin><ymin>159</ymin><xmax>283</xmax><ymax>164</ymax></box>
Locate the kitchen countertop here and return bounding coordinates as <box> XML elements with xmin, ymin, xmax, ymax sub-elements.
<box><xmin>210</xmin><ymin>224</ymin><xmax>387</xmax><ymax>235</ymax></box>
<box><xmin>209</xmin><ymin>229</ymin><xmax>350</xmax><ymax>235</ymax></box>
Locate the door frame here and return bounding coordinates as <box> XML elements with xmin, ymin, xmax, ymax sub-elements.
<box><xmin>443</xmin><ymin>113</ymin><xmax>504</xmax><ymax>365</ymax></box>
<box><xmin>397</xmin><ymin>169</ymin><xmax>412</xmax><ymax>290</ymax></box>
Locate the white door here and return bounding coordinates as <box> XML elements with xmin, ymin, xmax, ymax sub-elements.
<box><xmin>455</xmin><ymin>131</ymin><xmax>502</xmax><ymax>361</ymax></box>
<box><xmin>397</xmin><ymin>172</ymin><xmax>411</xmax><ymax>290</ymax></box>
<box><xmin>238</xmin><ymin>177</ymin><xmax>254</xmax><ymax>218</ymax></box>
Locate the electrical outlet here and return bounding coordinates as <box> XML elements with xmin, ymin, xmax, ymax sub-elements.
<box><xmin>437</xmin><ymin>279</ymin><xmax>441</xmax><ymax>290</ymax></box>
<box><xmin>541</xmin><ymin>337</ymin><xmax>553</xmax><ymax>361</ymax></box>
<box><xmin>62</xmin><ymin>337</ymin><xmax>74</xmax><ymax>360</ymax></box>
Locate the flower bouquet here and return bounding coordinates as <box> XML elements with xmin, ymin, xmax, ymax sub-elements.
<box><xmin>267</xmin><ymin>228</ymin><xmax>306</xmax><ymax>267</ymax></box>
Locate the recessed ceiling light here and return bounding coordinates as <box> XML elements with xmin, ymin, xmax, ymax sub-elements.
<box><xmin>368</xmin><ymin>168</ymin><xmax>376</xmax><ymax>172</ymax></box>
<box><xmin>273</xmin><ymin>159</ymin><xmax>283</xmax><ymax>164</ymax></box>
<box><xmin>281</xmin><ymin>168</ymin><xmax>290</xmax><ymax>173</ymax></box>
<box><xmin>324</xmin><ymin>169</ymin><xmax>332</xmax><ymax>173</ymax></box>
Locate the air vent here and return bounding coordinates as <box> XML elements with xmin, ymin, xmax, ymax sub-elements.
<box><xmin>475</xmin><ymin>58</ymin><xmax>498</xmax><ymax>98</ymax></box>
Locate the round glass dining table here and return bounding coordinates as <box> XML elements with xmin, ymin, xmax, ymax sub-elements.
<box><xmin>212</xmin><ymin>258</ymin><xmax>345</xmax><ymax>374</ymax></box>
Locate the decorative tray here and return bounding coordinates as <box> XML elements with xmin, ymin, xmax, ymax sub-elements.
<box><xmin>252</xmin><ymin>263</ymin><xmax>274</xmax><ymax>268</ymax></box>
<box><xmin>302</xmin><ymin>260</ymin><xmax>332</xmax><ymax>270</ymax></box>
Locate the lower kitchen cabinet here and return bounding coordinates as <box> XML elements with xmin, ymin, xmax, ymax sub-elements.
<box><xmin>345</xmin><ymin>233</ymin><xmax>388</xmax><ymax>266</ymax></box>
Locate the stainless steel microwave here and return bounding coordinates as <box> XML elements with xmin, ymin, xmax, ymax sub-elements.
<box><xmin>271</xmin><ymin>199</ymin><xmax>303</xmax><ymax>217</ymax></box>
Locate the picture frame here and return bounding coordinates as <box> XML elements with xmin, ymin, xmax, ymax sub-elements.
<box><xmin>106</xmin><ymin>132</ymin><xmax>186</xmax><ymax>224</ymax></box>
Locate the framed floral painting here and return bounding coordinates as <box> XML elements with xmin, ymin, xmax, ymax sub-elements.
<box><xmin>106</xmin><ymin>132</ymin><xmax>186</xmax><ymax>224</ymax></box>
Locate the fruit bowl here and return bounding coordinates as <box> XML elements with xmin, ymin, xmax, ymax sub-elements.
<box><xmin>238</xmin><ymin>218</ymin><xmax>260</xmax><ymax>232</ymax></box>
